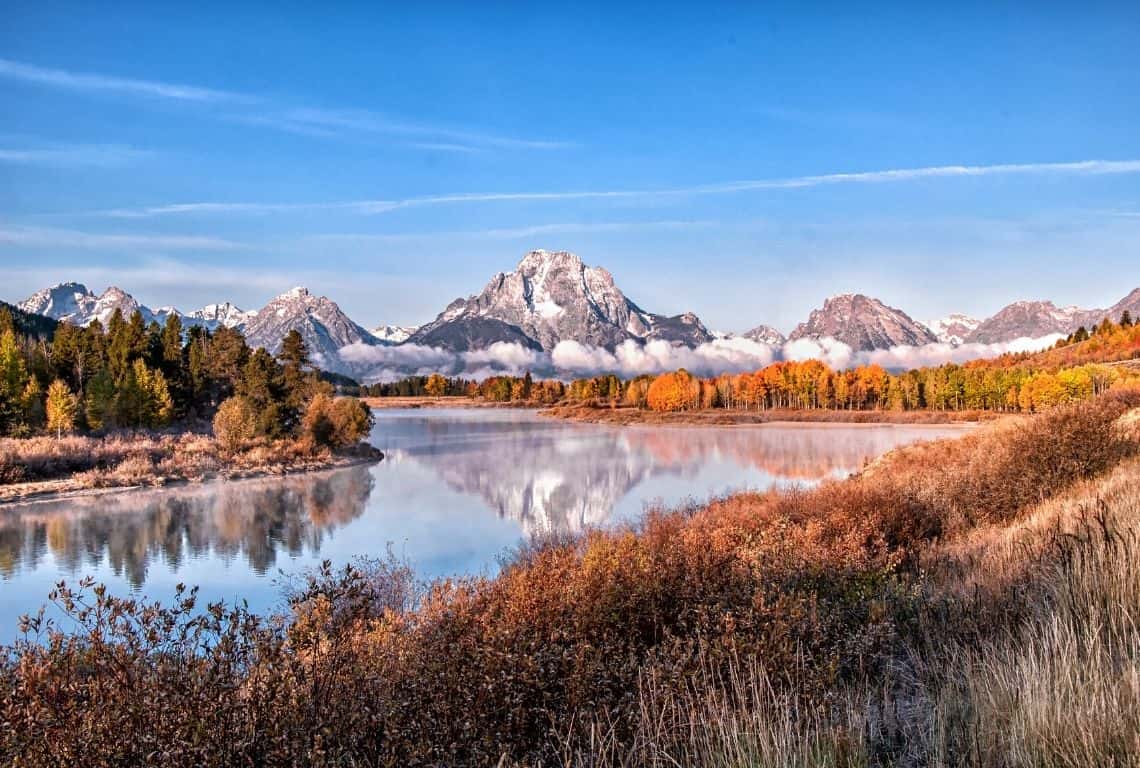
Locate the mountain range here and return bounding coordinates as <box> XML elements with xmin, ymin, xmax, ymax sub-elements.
<box><xmin>12</xmin><ymin>250</ymin><xmax>1140</xmax><ymax>376</ymax></box>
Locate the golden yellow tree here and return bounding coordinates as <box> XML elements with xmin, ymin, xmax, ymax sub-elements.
<box><xmin>45</xmin><ymin>378</ymin><xmax>77</xmax><ymax>439</ymax></box>
<box><xmin>424</xmin><ymin>373</ymin><xmax>448</xmax><ymax>397</ymax></box>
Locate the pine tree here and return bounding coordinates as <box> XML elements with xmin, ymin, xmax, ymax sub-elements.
<box><xmin>161</xmin><ymin>313</ymin><xmax>183</xmax><ymax>366</ymax></box>
<box><xmin>1122</xmin><ymin>310</ymin><xmax>1134</xmax><ymax>328</ymax></box>
<box><xmin>128</xmin><ymin>359</ymin><xmax>174</xmax><ymax>427</ymax></box>
<box><xmin>147</xmin><ymin>367</ymin><xmax>175</xmax><ymax>427</ymax></box>
<box><xmin>21</xmin><ymin>377</ymin><xmax>45</xmax><ymax>430</ymax></box>
<box><xmin>85</xmin><ymin>370</ymin><xmax>116</xmax><ymax>431</ymax></box>
<box><xmin>278</xmin><ymin>330</ymin><xmax>313</xmax><ymax>409</ymax></box>
<box><xmin>46</xmin><ymin>379</ymin><xmax>77</xmax><ymax>439</ymax></box>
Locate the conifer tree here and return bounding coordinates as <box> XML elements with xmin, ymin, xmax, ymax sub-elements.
<box><xmin>84</xmin><ymin>370</ymin><xmax>116</xmax><ymax>431</ymax></box>
<box><xmin>21</xmin><ymin>377</ymin><xmax>45</xmax><ymax>430</ymax></box>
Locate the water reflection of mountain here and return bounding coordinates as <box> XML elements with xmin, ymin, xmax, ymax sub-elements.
<box><xmin>0</xmin><ymin>467</ymin><xmax>373</xmax><ymax>586</ymax></box>
<box><xmin>395</xmin><ymin>418</ymin><xmax>953</xmax><ymax>536</ymax></box>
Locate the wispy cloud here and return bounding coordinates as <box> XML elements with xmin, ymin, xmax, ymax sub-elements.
<box><xmin>264</xmin><ymin>107</ymin><xmax>573</xmax><ymax>151</ymax></box>
<box><xmin>0</xmin><ymin>57</ymin><xmax>242</xmax><ymax>102</ymax></box>
<box><xmin>0</xmin><ymin>225</ymin><xmax>244</xmax><ymax>251</ymax></box>
<box><xmin>307</xmin><ymin>219</ymin><xmax>714</xmax><ymax>244</ymax></box>
<box><xmin>86</xmin><ymin>159</ymin><xmax>1140</xmax><ymax>219</ymax></box>
<box><xmin>0</xmin><ymin>142</ymin><xmax>153</xmax><ymax>168</ymax></box>
<box><xmin>0</xmin><ymin>58</ymin><xmax>569</xmax><ymax>152</ymax></box>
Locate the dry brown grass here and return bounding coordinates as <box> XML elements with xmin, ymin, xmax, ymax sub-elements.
<box><xmin>559</xmin><ymin>455</ymin><xmax>1140</xmax><ymax>768</ymax></box>
<box><xmin>0</xmin><ymin>431</ymin><xmax>377</xmax><ymax>502</ymax></box>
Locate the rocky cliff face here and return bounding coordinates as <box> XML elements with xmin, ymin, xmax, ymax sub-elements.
<box><xmin>408</xmin><ymin>250</ymin><xmax>713</xmax><ymax>352</ymax></box>
<box><xmin>788</xmin><ymin>294</ymin><xmax>938</xmax><ymax>351</ymax></box>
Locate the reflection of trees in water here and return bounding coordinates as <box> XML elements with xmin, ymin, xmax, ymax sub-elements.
<box><xmin>0</xmin><ymin>467</ymin><xmax>373</xmax><ymax>586</ymax></box>
<box><xmin>405</xmin><ymin>422</ymin><xmax>956</xmax><ymax>537</ymax></box>
<box><xmin>624</xmin><ymin>426</ymin><xmax>956</xmax><ymax>481</ymax></box>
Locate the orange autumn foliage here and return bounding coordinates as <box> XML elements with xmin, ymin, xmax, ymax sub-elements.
<box><xmin>646</xmin><ymin>369</ymin><xmax>699</xmax><ymax>412</ymax></box>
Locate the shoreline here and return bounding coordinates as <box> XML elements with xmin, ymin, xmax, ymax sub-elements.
<box><xmin>540</xmin><ymin>404</ymin><xmax>1010</xmax><ymax>428</ymax></box>
<box><xmin>364</xmin><ymin>397</ymin><xmax>1007</xmax><ymax>427</ymax></box>
<box><xmin>363</xmin><ymin>396</ymin><xmax>534</xmax><ymax>410</ymax></box>
<box><xmin>0</xmin><ymin>449</ymin><xmax>383</xmax><ymax>507</ymax></box>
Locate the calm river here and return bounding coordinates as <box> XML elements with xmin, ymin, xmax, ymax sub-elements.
<box><xmin>0</xmin><ymin>409</ymin><xmax>967</xmax><ymax>641</ymax></box>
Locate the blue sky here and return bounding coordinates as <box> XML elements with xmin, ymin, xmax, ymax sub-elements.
<box><xmin>2</xmin><ymin>1</ymin><xmax>1139</xmax><ymax>332</ymax></box>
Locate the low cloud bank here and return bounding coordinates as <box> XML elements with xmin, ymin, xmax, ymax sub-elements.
<box><xmin>338</xmin><ymin>341</ymin><xmax>547</xmax><ymax>382</ymax></box>
<box><xmin>337</xmin><ymin>333</ymin><xmax>1063</xmax><ymax>383</ymax></box>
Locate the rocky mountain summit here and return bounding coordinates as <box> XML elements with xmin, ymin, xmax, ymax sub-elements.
<box><xmin>190</xmin><ymin>302</ymin><xmax>256</xmax><ymax>330</ymax></box>
<box><xmin>240</xmin><ymin>287</ymin><xmax>377</xmax><ymax>365</ymax></box>
<box><xmin>740</xmin><ymin>325</ymin><xmax>787</xmax><ymax>346</ymax></box>
<box><xmin>408</xmin><ymin>250</ymin><xmax>713</xmax><ymax>352</ymax></box>
<box><xmin>964</xmin><ymin>301</ymin><xmax>1086</xmax><ymax>344</ymax></box>
<box><xmin>788</xmin><ymin>294</ymin><xmax>938</xmax><ymax>351</ymax></box>
<box><xmin>19</xmin><ymin>282</ymin><xmax>103</xmax><ymax>325</ymax></box>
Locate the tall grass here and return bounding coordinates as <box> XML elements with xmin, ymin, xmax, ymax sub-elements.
<box><xmin>568</xmin><ymin>454</ymin><xmax>1140</xmax><ymax>768</ymax></box>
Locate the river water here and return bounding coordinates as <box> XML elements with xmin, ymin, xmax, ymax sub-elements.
<box><xmin>0</xmin><ymin>408</ymin><xmax>967</xmax><ymax>641</ymax></box>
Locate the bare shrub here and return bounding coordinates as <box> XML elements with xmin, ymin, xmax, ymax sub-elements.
<box><xmin>212</xmin><ymin>395</ymin><xmax>260</xmax><ymax>452</ymax></box>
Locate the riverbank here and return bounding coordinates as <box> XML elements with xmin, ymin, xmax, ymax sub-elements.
<box><xmin>0</xmin><ymin>433</ymin><xmax>382</xmax><ymax>505</ymax></box>
<box><xmin>540</xmin><ymin>403</ymin><xmax>1011</xmax><ymax>426</ymax></box>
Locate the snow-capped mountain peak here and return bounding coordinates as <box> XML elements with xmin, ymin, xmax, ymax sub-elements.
<box><xmin>408</xmin><ymin>249</ymin><xmax>713</xmax><ymax>351</ymax></box>
<box><xmin>17</xmin><ymin>282</ymin><xmax>98</xmax><ymax>324</ymax></box>
<box><xmin>369</xmin><ymin>324</ymin><xmax>417</xmax><ymax>344</ymax></box>
<box><xmin>924</xmin><ymin>314</ymin><xmax>981</xmax><ymax>346</ymax></box>
<box><xmin>741</xmin><ymin>324</ymin><xmax>787</xmax><ymax>346</ymax></box>
<box><xmin>190</xmin><ymin>302</ymin><xmax>256</xmax><ymax>329</ymax></box>
<box><xmin>241</xmin><ymin>286</ymin><xmax>375</xmax><ymax>366</ymax></box>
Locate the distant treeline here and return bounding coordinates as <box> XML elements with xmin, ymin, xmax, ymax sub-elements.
<box><xmin>0</xmin><ymin>306</ymin><xmax>370</xmax><ymax>448</ymax></box>
<box><xmin>361</xmin><ymin>372</ymin><xmax>568</xmax><ymax>403</ymax></box>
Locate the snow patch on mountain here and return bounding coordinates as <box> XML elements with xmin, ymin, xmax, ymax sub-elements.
<box><xmin>924</xmin><ymin>314</ymin><xmax>981</xmax><ymax>345</ymax></box>
<box><xmin>17</xmin><ymin>282</ymin><xmax>98</xmax><ymax>324</ymax></box>
<box><xmin>190</xmin><ymin>302</ymin><xmax>256</xmax><ymax>329</ymax></box>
